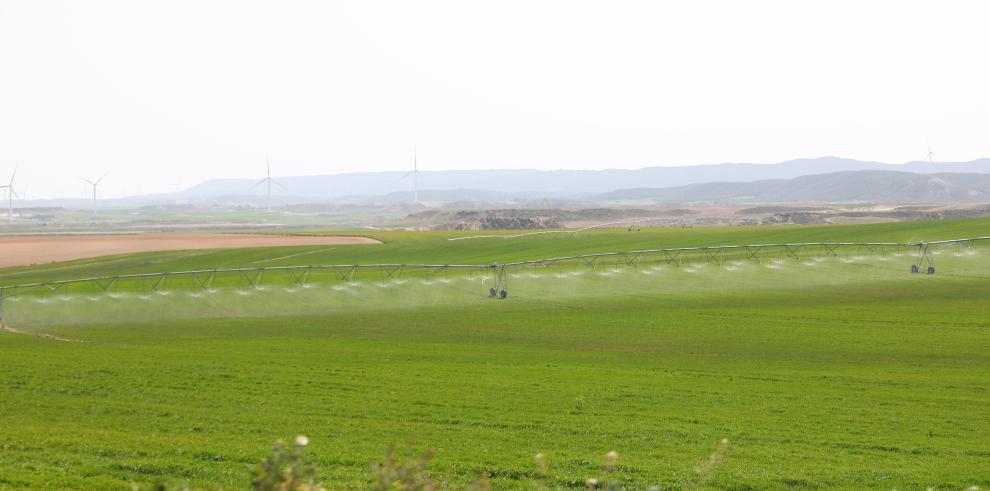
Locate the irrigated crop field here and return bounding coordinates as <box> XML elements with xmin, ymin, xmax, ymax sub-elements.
<box><xmin>1</xmin><ymin>219</ymin><xmax>989</xmax><ymax>489</ymax></box>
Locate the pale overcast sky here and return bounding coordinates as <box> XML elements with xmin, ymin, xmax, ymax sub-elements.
<box><xmin>1</xmin><ymin>0</ymin><xmax>988</xmax><ymax>198</ymax></box>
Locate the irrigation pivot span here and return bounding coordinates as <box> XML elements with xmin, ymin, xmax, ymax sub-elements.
<box><xmin>1</xmin><ymin>236</ymin><xmax>988</xmax><ymax>320</ymax></box>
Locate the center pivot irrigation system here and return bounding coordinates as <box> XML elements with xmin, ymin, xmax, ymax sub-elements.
<box><xmin>1</xmin><ymin>236</ymin><xmax>987</xmax><ymax>322</ymax></box>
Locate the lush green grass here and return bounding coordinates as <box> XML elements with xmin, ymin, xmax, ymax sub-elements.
<box><xmin>1</xmin><ymin>219</ymin><xmax>990</xmax><ymax>489</ymax></box>
<box><xmin>3</xmin><ymin>216</ymin><xmax>990</xmax><ymax>285</ymax></box>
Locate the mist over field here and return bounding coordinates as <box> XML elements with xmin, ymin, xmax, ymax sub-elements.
<box><xmin>6</xmin><ymin>240</ymin><xmax>987</xmax><ymax>328</ymax></box>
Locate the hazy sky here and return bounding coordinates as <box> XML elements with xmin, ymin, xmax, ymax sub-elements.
<box><xmin>1</xmin><ymin>1</ymin><xmax>988</xmax><ymax>198</ymax></box>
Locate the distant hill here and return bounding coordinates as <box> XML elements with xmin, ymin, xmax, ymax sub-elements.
<box><xmin>597</xmin><ymin>171</ymin><xmax>990</xmax><ymax>203</ymax></box>
<box><xmin>17</xmin><ymin>157</ymin><xmax>990</xmax><ymax>209</ymax></box>
<box><xmin>144</xmin><ymin>157</ymin><xmax>990</xmax><ymax>203</ymax></box>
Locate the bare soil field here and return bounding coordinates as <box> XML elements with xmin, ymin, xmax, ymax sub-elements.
<box><xmin>0</xmin><ymin>233</ymin><xmax>380</xmax><ymax>268</ymax></box>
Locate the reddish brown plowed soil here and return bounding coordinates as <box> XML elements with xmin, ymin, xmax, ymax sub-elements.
<box><xmin>0</xmin><ymin>234</ymin><xmax>380</xmax><ymax>269</ymax></box>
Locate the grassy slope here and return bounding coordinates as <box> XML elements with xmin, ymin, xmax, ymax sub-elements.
<box><xmin>1</xmin><ymin>219</ymin><xmax>989</xmax><ymax>489</ymax></box>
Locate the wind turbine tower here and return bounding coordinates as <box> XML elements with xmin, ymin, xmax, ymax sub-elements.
<box><xmin>1</xmin><ymin>165</ymin><xmax>18</xmax><ymax>224</ymax></box>
<box><xmin>80</xmin><ymin>173</ymin><xmax>107</xmax><ymax>218</ymax></box>
<box><xmin>398</xmin><ymin>149</ymin><xmax>420</xmax><ymax>204</ymax></box>
<box><xmin>251</xmin><ymin>155</ymin><xmax>285</xmax><ymax>212</ymax></box>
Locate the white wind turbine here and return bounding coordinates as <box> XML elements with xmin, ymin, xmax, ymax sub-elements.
<box><xmin>926</xmin><ymin>141</ymin><xmax>936</xmax><ymax>163</ymax></box>
<box><xmin>251</xmin><ymin>155</ymin><xmax>285</xmax><ymax>212</ymax></box>
<box><xmin>398</xmin><ymin>149</ymin><xmax>420</xmax><ymax>204</ymax></box>
<box><xmin>80</xmin><ymin>173</ymin><xmax>108</xmax><ymax>218</ymax></box>
<box><xmin>0</xmin><ymin>165</ymin><xmax>18</xmax><ymax>224</ymax></box>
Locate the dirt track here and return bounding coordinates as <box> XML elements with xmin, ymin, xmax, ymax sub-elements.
<box><xmin>0</xmin><ymin>234</ymin><xmax>380</xmax><ymax>269</ymax></box>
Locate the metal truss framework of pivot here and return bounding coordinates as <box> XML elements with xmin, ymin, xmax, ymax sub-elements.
<box><xmin>488</xmin><ymin>264</ymin><xmax>508</xmax><ymax>299</ymax></box>
<box><xmin>2</xmin><ymin>236</ymin><xmax>989</xmax><ymax>322</ymax></box>
<box><xmin>913</xmin><ymin>242</ymin><xmax>937</xmax><ymax>274</ymax></box>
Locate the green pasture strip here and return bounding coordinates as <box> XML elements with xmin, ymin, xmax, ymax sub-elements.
<box><xmin>4</xmin><ymin>240</ymin><xmax>988</xmax><ymax>327</ymax></box>
<box><xmin>3</xmin><ymin>217</ymin><xmax>990</xmax><ymax>286</ymax></box>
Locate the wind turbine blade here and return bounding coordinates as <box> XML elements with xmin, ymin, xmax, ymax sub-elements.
<box><xmin>96</xmin><ymin>172</ymin><xmax>109</xmax><ymax>185</ymax></box>
<box><xmin>396</xmin><ymin>170</ymin><xmax>415</xmax><ymax>182</ymax></box>
<box><xmin>9</xmin><ymin>188</ymin><xmax>19</xmax><ymax>199</ymax></box>
<box><xmin>270</xmin><ymin>179</ymin><xmax>288</xmax><ymax>191</ymax></box>
<box><xmin>80</xmin><ymin>177</ymin><xmax>95</xmax><ymax>185</ymax></box>
<box><xmin>9</xmin><ymin>165</ymin><xmax>16</xmax><ymax>186</ymax></box>
<box><xmin>249</xmin><ymin>178</ymin><xmax>268</xmax><ymax>190</ymax></box>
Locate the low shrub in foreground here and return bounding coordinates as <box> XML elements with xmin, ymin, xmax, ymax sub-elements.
<box><xmin>133</xmin><ymin>436</ymin><xmax>731</xmax><ymax>491</ymax></box>
<box><xmin>129</xmin><ymin>436</ymin><xmax>984</xmax><ymax>491</ymax></box>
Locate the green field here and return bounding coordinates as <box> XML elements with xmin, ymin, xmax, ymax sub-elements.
<box><xmin>1</xmin><ymin>220</ymin><xmax>989</xmax><ymax>489</ymax></box>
